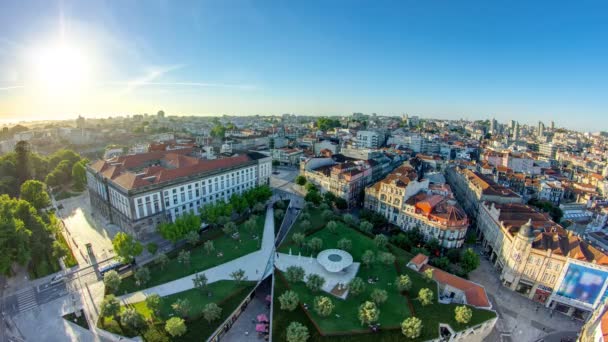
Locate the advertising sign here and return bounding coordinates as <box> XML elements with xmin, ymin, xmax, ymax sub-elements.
<box><xmin>555</xmin><ymin>262</ymin><xmax>608</xmax><ymax>306</ymax></box>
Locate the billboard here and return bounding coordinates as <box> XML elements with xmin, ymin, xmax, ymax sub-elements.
<box><xmin>555</xmin><ymin>262</ymin><xmax>608</xmax><ymax>306</ymax></box>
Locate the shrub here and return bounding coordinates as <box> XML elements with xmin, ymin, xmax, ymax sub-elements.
<box><xmin>285</xmin><ymin>266</ymin><xmax>305</xmax><ymax>283</ymax></box>
<box><xmin>401</xmin><ymin>316</ymin><xmax>423</xmax><ymax>339</ymax></box>
<box><xmin>279</xmin><ymin>290</ymin><xmax>299</xmax><ymax>311</ymax></box>
<box><xmin>306</xmin><ymin>274</ymin><xmax>325</xmax><ymax>292</ymax></box>
<box><xmin>455</xmin><ymin>305</ymin><xmax>473</xmax><ymax>324</ymax></box>
<box><xmin>314</xmin><ymin>296</ymin><xmax>334</xmax><ymax>317</ymax></box>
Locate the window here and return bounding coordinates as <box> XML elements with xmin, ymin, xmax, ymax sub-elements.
<box><xmin>195</xmin><ymin>189</ymin><xmax>200</xmax><ymax>197</ymax></box>
<box><xmin>173</xmin><ymin>195</ymin><xmax>178</xmax><ymax>205</ymax></box>
<box><xmin>188</xmin><ymin>184</ymin><xmax>191</xmax><ymax>189</ymax></box>
<box><xmin>173</xmin><ymin>189</ymin><xmax>176</xmax><ymax>194</ymax></box>
<box><xmin>181</xmin><ymin>193</ymin><xmax>185</xmax><ymax>202</ymax></box>
<box><xmin>180</xmin><ymin>187</ymin><xmax>184</xmax><ymax>192</ymax></box>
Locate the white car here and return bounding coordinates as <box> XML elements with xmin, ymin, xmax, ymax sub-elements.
<box><xmin>50</xmin><ymin>274</ymin><xmax>65</xmax><ymax>285</ymax></box>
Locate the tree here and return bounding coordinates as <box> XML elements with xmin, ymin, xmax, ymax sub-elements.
<box><xmin>193</xmin><ymin>273</ymin><xmax>208</xmax><ymax>293</ymax></box>
<box><xmin>165</xmin><ymin>317</ymin><xmax>187</xmax><ymax>337</ymax></box>
<box><xmin>343</xmin><ymin>214</ymin><xmax>357</xmax><ymax>227</ymax></box>
<box><xmin>307</xmin><ymin>237</ymin><xmax>323</xmax><ymax>254</ymax></box>
<box><xmin>185</xmin><ymin>230</ymin><xmax>200</xmax><ymax>246</ymax></box>
<box><xmin>337</xmin><ymin>238</ymin><xmax>352</xmax><ymax>251</ymax></box>
<box><xmin>425</xmin><ymin>238</ymin><xmax>441</xmax><ymax>255</ymax></box>
<box><xmin>145</xmin><ymin>294</ymin><xmax>162</xmax><ymax>319</ymax></box>
<box><xmin>134</xmin><ymin>267</ymin><xmax>151</xmax><ymax>287</ymax></box>
<box><xmin>204</xmin><ymin>240</ymin><xmax>215</xmax><ymax>255</ymax></box>
<box><xmin>275</xmin><ymin>200</ymin><xmax>287</xmax><ymax>210</ymax></box>
<box><xmin>423</xmin><ymin>268</ymin><xmax>434</xmax><ymax>283</ymax></box>
<box><xmin>401</xmin><ymin>317</ymin><xmax>423</xmax><ymax>339</ymax></box>
<box><xmin>447</xmin><ymin>248</ymin><xmax>461</xmax><ymax>263</ymax></box>
<box><xmin>275</xmin><ymin>209</ymin><xmax>285</xmax><ymax>221</ymax></box>
<box><xmin>455</xmin><ymin>305</ymin><xmax>473</xmax><ymax>324</ymax></box>
<box><xmin>146</xmin><ymin>242</ymin><xmax>158</xmax><ymax>255</ymax></box>
<box><xmin>15</xmin><ymin>140</ymin><xmax>31</xmax><ymax>185</ymax></box>
<box><xmin>306</xmin><ymin>274</ymin><xmax>325</xmax><ymax>292</ymax></box>
<box><xmin>72</xmin><ymin>161</ymin><xmax>87</xmax><ymax>191</ymax></box>
<box><xmin>348</xmin><ymin>277</ymin><xmax>366</xmax><ymax>296</ymax></box>
<box><xmin>202</xmin><ymin>303</ymin><xmax>222</xmax><ymax>324</ymax></box>
<box><xmin>295</xmin><ymin>175</ymin><xmax>307</xmax><ymax>186</ymax></box>
<box><xmin>418</xmin><ymin>288</ymin><xmax>434</xmax><ymax>306</ymax></box>
<box><xmin>158</xmin><ymin>212</ymin><xmax>201</xmax><ymax>243</ymax></box>
<box><xmin>362</xmin><ymin>250</ymin><xmax>375</xmax><ymax>268</ymax></box>
<box><xmin>121</xmin><ymin>308</ymin><xmax>146</xmax><ymax>331</ymax></box>
<box><xmin>172</xmin><ymin>298</ymin><xmax>191</xmax><ymax>318</ymax></box>
<box><xmin>334</xmin><ymin>197</ymin><xmax>348</xmax><ymax>210</ymax></box>
<box><xmin>286</xmin><ymin>321</ymin><xmax>309</xmax><ymax>342</ymax></box>
<box><xmin>431</xmin><ymin>256</ymin><xmax>450</xmax><ymax>270</ymax></box>
<box><xmin>370</xmin><ymin>289</ymin><xmax>388</xmax><ymax>305</ymax></box>
<box><xmin>395</xmin><ymin>274</ymin><xmax>412</xmax><ymax>292</ymax></box>
<box><xmin>103</xmin><ymin>270</ymin><xmax>121</xmax><ymax>294</ymax></box>
<box><xmin>51</xmin><ymin>240</ymin><xmax>68</xmax><ymax>259</ymax></box>
<box><xmin>19</xmin><ymin>180</ymin><xmax>50</xmax><ymax>210</ymax></box>
<box><xmin>358</xmin><ymin>301</ymin><xmax>380</xmax><ymax>326</ymax></box>
<box><xmin>326</xmin><ymin>221</ymin><xmax>338</xmax><ymax>234</ymax></box>
<box><xmin>100</xmin><ymin>295</ymin><xmax>120</xmax><ymax>321</ymax></box>
<box><xmin>253</xmin><ymin>202</ymin><xmax>265</xmax><ymax>214</ymax></box>
<box><xmin>285</xmin><ymin>266</ymin><xmax>305</xmax><ymax>283</ymax></box>
<box><xmin>461</xmin><ymin>248</ymin><xmax>480</xmax><ymax>274</ymax></box>
<box><xmin>177</xmin><ymin>250</ymin><xmax>191</xmax><ymax>266</ymax></box>
<box><xmin>244</xmin><ymin>216</ymin><xmax>258</xmax><ymax>235</ymax></box>
<box><xmin>304</xmin><ymin>191</ymin><xmax>321</xmax><ymax>205</ymax></box>
<box><xmin>299</xmin><ymin>220</ymin><xmax>311</xmax><ymax>231</ymax></box>
<box><xmin>314</xmin><ymin>296</ymin><xmax>334</xmax><ymax>317</ymax></box>
<box><xmin>321</xmin><ymin>209</ymin><xmax>333</xmax><ymax>220</ymax></box>
<box><xmin>292</xmin><ymin>232</ymin><xmax>306</xmax><ymax>247</ymax></box>
<box><xmin>305</xmin><ymin>182</ymin><xmax>317</xmax><ymax>192</ymax></box>
<box><xmin>322</xmin><ymin>192</ymin><xmax>336</xmax><ymax>204</ymax></box>
<box><xmin>223</xmin><ymin>222</ymin><xmax>238</xmax><ymax>237</ymax></box>
<box><xmin>374</xmin><ymin>234</ymin><xmax>388</xmax><ymax>249</ymax></box>
<box><xmin>378</xmin><ymin>252</ymin><xmax>395</xmax><ymax>265</ymax></box>
<box><xmin>359</xmin><ymin>220</ymin><xmax>373</xmax><ymax>234</ymax></box>
<box><xmin>112</xmin><ymin>232</ymin><xmax>143</xmax><ymax>263</ymax></box>
<box><xmin>230</xmin><ymin>268</ymin><xmax>247</xmax><ymax>283</ymax></box>
<box><xmin>156</xmin><ymin>253</ymin><xmax>169</xmax><ymax>270</ymax></box>
<box><xmin>279</xmin><ymin>290</ymin><xmax>299</xmax><ymax>311</ymax></box>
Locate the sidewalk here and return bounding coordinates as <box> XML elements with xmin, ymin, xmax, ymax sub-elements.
<box><xmin>117</xmin><ymin>206</ymin><xmax>276</xmax><ymax>305</ymax></box>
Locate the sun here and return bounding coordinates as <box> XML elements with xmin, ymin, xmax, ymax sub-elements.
<box><xmin>30</xmin><ymin>42</ymin><xmax>90</xmax><ymax>95</ymax></box>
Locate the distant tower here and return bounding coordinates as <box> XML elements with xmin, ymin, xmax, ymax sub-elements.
<box><xmin>157</xmin><ymin>110</ymin><xmax>165</xmax><ymax>118</ymax></box>
<box><xmin>76</xmin><ymin>115</ymin><xmax>85</xmax><ymax>130</ymax></box>
<box><xmin>510</xmin><ymin>120</ymin><xmax>516</xmax><ymax>130</ymax></box>
<box><xmin>550</xmin><ymin>121</ymin><xmax>555</xmax><ymax>130</ymax></box>
<box><xmin>490</xmin><ymin>118</ymin><xmax>497</xmax><ymax>134</ymax></box>
<box><xmin>538</xmin><ymin>121</ymin><xmax>545</xmax><ymax>137</ymax></box>
<box><xmin>513</xmin><ymin>122</ymin><xmax>520</xmax><ymax>142</ymax></box>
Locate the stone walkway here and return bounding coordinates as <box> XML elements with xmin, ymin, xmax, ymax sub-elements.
<box><xmin>118</xmin><ymin>206</ymin><xmax>276</xmax><ymax>305</ymax></box>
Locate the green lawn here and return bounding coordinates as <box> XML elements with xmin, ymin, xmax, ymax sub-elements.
<box><xmin>106</xmin><ymin>280</ymin><xmax>256</xmax><ymax>341</ymax></box>
<box><xmin>63</xmin><ymin>310</ymin><xmax>89</xmax><ymax>330</ymax></box>
<box><xmin>274</xmin><ymin>200</ymin><xmax>290</xmax><ymax>235</ymax></box>
<box><xmin>272</xmin><ymin>209</ymin><xmax>496</xmax><ymax>341</ymax></box>
<box><xmin>117</xmin><ymin>215</ymin><xmax>265</xmax><ymax>294</ymax></box>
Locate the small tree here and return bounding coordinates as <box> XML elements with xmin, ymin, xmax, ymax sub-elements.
<box><xmin>359</xmin><ymin>220</ymin><xmax>373</xmax><ymax>234</ymax></box>
<box><xmin>348</xmin><ymin>277</ymin><xmax>366</xmax><ymax>296</ymax></box>
<box><xmin>292</xmin><ymin>232</ymin><xmax>306</xmax><ymax>247</ymax></box>
<box><xmin>103</xmin><ymin>270</ymin><xmax>121</xmax><ymax>294</ymax></box>
<box><xmin>300</xmin><ymin>212</ymin><xmax>311</xmax><ymax>221</ymax></box>
<box><xmin>314</xmin><ymin>296</ymin><xmax>334</xmax><ymax>317</ymax></box>
<box><xmin>395</xmin><ymin>274</ymin><xmax>412</xmax><ymax>292</ymax></box>
<box><xmin>455</xmin><ymin>305</ymin><xmax>473</xmax><ymax>324</ymax></box>
<box><xmin>146</xmin><ymin>242</ymin><xmax>158</xmax><ymax>255</ymax></box>
<box><xmin>318</xmin><ymin>203</ymin><xmax>330</xmax><ymax>211</ymax></box>
<box><xmin>172</xmin><ymin>298</ymin><xmax>191</xmax><ymax>318</ymax></box>
<box><xmin>374</xmin><ymin>234</ymin><xmax>388</xmax><ymax>249</ymax></box>
<box><xmin>343</xmin><ymin>214</ymin><xmax>357</xmax><ymax>227</ymax></box>
<box><xmin>165</xmin><ymin>317</ymin><xmax>187</xmax><ymax>337</ymax></box>
<box><xmin>274</xmin><ymin>209</ymin><xmax>285</xmax><ymax>221</ymax></box>
<box><xmin>378</xmin><ymin>252</ymin><xmax>395</xmax><ymax>265</ymax></box>
<box><xmin>423</xmin><ymin>268</ymin><xmax>434</xmax><ymax>283</ymax></box>
<box><xmin>286</xmin><ymin>321</ymin><xmax>309</xmax><ymax>342</ymax></box>
<box><xmin>253</xmin><ymin>202</ymin><xmax>265</xmax><ymax>214</ymax></box>
<box><xmin>285</xmin><ymin>266</ymin><xmax>305</xmax><ymax>283</ymax></box>
<box><xmin>156</xmin><ymin>253</ymin><xmax>169</xmax><ymax>270</ymax></box>
<box><xmin>370</xmin><ymin>289</ymin><xmax>388</xmax><ymax>305</ymax></box>
<box><xmin>337</xmin><ymin>238</ymin><xmax>352</xmax><ymax>251</ymax></box>
<box><xmin>177</xmin><ymin>250</ymin><xmax>191</xmax><ymax>266</ymax></box>
<box><xmin>244</xmin><ymin>216</ymin><xmax>258</xmax><ymax>235</ymax></box>
<box><xmin>193</xmin><ymin>273</ymin><xmax>208</xmax><ymax>293</ymax></box>
<box><xmin>362</xmin><ymin>250</ymin><xmax>375</xmax><ymax>268</ymax></box>
<box><xmin>100</xmin><ymin>295</ymin><xmax>120</xmax><ymax>321</ymax></box>
<box><xmin>326</xmin><ymin>221</ymin><xmax>338</xmax><ymax>234</ymax></box>
<box><xmin>306</xmin><ymin>274</ymin><xmax>325</xmax><ymax>292</ymax></box>
<box><xmin>300</xmin><ymin>220</ymin><xmax>311</xmax><ymax>231</ymax></box>
<box><xmin>230</xmin><ymin>269</ymin><xmax>247</xmax><ymax>283</ymax></box>
<box><xmin>134</xmin><ymin>267</ymin><xmax>151</xmax><ymax>287</ymax></box>
<box><xmin>461</xmin><ymin>248</ymin><xmax>480</xmax><ymax>274</ymax></box>
<box><xmin>121</xmin><ymin>308</ymin><xmax>146</xmax><ymax>331</ymax></box>
<box><xmin>202</xmin><ymin>303</ymin><xmax>222</xmax><ymax>324</ymax></box>
<box><xmin>112</xmin><ymin>232</ymin><xmax>143</xmax><ymax>263</ymax></box>
<box><xmin>185</xmin><ymin>230</ymin><xmax>199</xmax><ymax>246</ymax></box>
<box><xmin>19</xmin><ymin>180</ymin><xmax>50</xmax><ymax>210</ymax></box>
<box><xmin>321</xmin><ymin>209</ymin><xmax>333</xmax><ymax>220</ymax></box>
<box><xmin>295</xmin><ymin>175</ymin><xmax>307</xmax><ymax>186</ymax></box>
<box><xmin>279</xmin><ymin>290</ymin><xmax>299</xmax><ymax>311</ymax></box>
<box><xmin>401</xmin><ymin>316</ymin><xmax>423</xmax><ymax>339</ymax></box>
<box><xmin>418</xmin><ymin>288</ymin><xmax>434</xmax><ymax>306</ymax></box>
<box><xmin>204</xmin><ymin>240</ymin><xmax>215</xmax><ymax>255</ymax></box>
<box><xmin>358</xmin><ymin>301</ymin><xmax>380</xmax><ymax>326</ymax></box>
<box><xmin>145</xmin><ymin>294</ymin><xmax>162</xmax><ymax>319</ymax></box>
<box><xmin>223</xmin><ymin>222</ymin><xmax>238</xmax><ymax>237</ymax></box>
<box><xmin>307</xmin><ymin>237</ymin><xmax>323</xmax><ymax>255</ymax></box>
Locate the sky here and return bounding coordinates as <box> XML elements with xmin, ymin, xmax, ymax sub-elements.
<box><xmin>0</xmin><ymin>0</ymin><xmax>607</xmax><ymax>131</ymax></box>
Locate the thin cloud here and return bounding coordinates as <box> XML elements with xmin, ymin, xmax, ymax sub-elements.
<box><xmin>0</xmin><ymin>85</ymin><xmax>24</xmax><ymax>91</ymax></box>
<box><xmin>118</xmin><ymin>64</ymin><xmax>185</xmax><ymax>95</ymax></box>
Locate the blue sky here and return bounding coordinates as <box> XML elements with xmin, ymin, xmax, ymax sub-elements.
<box><xmin>0</xmin><ymin>0</ymin><xmax>607</xmax><ymax>131</ymax></box>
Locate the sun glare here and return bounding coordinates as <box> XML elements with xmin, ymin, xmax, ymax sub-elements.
<box><xmin>30</xmin><ymin>42</ymin><xmax>90</xmax><ymax>96</ymax></box>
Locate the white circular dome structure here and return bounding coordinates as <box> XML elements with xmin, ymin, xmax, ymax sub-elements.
<box><xmin>317</xmin><ymin>249</ymin><xmax>353</xmax><ymax>273</ymax></box>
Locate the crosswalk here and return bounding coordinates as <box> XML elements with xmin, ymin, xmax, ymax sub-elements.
<box><xmin>16</xmin><ymin>288</ymin><xmax>37</xmax><ymax>313</ymax></box>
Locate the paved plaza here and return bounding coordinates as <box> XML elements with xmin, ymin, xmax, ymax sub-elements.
<box><xmin>275</xmin><ymin>252</ymin><xmax>360</xmax><ymax>298</ymax></box>
<box><xmin>468</xmin><ymin>247</ymin><xmax>582</xmax><ymax>342</ymax></box>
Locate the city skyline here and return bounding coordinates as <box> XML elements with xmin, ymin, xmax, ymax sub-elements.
<box><xmin>1</xmin><ymin>0</ymin><xmax>607</xmax><ymax>131</ymax></box>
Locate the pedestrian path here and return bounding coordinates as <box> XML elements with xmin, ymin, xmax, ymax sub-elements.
<box><xmin>16</xmin><ymin>288</ymin><xmax>37</xmax><ymax>313</ymax></box>
<box><xmin>118</xmin><ymin>206</ymin><xmax>276</xmax><ymax>305</ymax></box>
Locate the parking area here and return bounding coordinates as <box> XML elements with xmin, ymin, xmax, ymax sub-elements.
<box><xmin>57</xmin><ymin>191</ymin><xmax>120</xmax><ymax>265</ymax></box>
<box><xmin>468</xmin><ymin>247</ymin><xmax>581</xmax><ymax>342</ymax></box>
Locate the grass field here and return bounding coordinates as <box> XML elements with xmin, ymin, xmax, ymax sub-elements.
<box><xmin>117</xmin><ymin>215</ymin><xmax>265</xmax><ymax>294</ymax></box>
